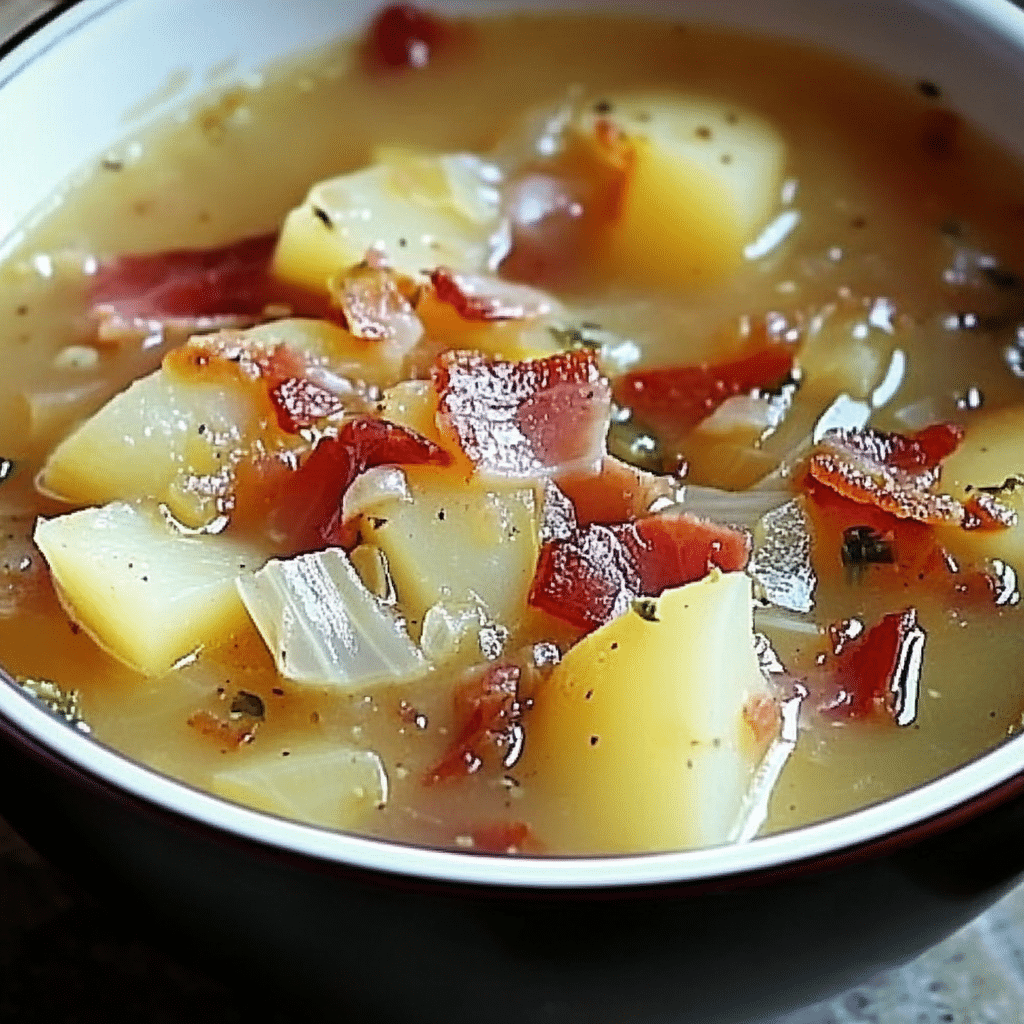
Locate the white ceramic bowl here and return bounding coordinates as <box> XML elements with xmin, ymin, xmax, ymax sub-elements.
<box><xmin>3</xmin><ymin>3</ymin><xmax>1024</xmax><ymax>1021</ymax></box>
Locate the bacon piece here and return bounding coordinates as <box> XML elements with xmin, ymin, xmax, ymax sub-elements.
<box><xmin>963</xmin><ymin>491</ymin><xmax>1019</xmax><ymax>531</ymax></box>
<box><xmin>330</xmin><ymin>266</ymin><xmax>424</xmax><ymax>354</ymax></box>
<box><xmin>365</xmin><ymin>3</ymin><xmax>452</xmax><ymax>70</ymax></box>
<box><xmin>187</xmin><ymin>710</ymin><xmax>257</xmax><ymax>749</ymax></box>
<box><xmin>425</xmin><ymin>664</ymin><xmax>523</xmax><ymax>785</ymax></box>
<box><xmin>803</xmin><ymin>479</ymin><xmax>1003</xmax><ymax>605</ymax></box>
<box><xmin>808</xmin><ymin>424</ymin><xmax>965</xmax><ymax>524</ymax></box>
<box><xmin>91</xmin><ymin>233</ymin><xmax>279</xmax><ymax>340</ymax></box>
<box><xmin>556</xmin><ymin>455</ymin><xmax>676</xmax><ymax>527</ymax></box>
<box><xmin>432</xmin><ymin>349</ymin><xmax>611</xmax><ymax>478</ymax></box>
<box><xmin>463</xmin><ymin>821</ymin><xmax>533</xmax><ymax>854</ymax></box>
<box><xmin>269</xmin><ymin>376</ymin><xmax>347</xmax><ymax>434</ymax></box>
<box><xmin>615</xmin><ymin>345</ymin><xmax>795</xmax><ymax>435</ymax></box>
<box><xmin>529</xmin><ymin>511</ymin><xmax>750</xmax><ymax>633</ymax></box>
<box><xmin>822</xmin><ymin>609</ymin><xmax>925</xmax><ymax>723</ymax></box>
<box><xmin>428</xmin><ymin>267</ymin><xmax>553</xmax><ymax>323</ymax></box>
<box><xmin>264</xmin><ymin>417</ymin><xmax>451</xmax><ymax>554</ymax></box>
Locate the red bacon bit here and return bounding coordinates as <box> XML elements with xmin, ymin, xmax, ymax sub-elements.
<box><xmin>556</xmin><ymin>455</ymin><xmax>676</xmax><ymax>527</ymax></box>
<box><xmin>267</xmin><ymin>417</ymin><xmax>451</xmax><ymax>554</ymax></box>
<box><xmin>963</xmin><ymin>491</ymin><xmax>1019</xmax><ymax>531</ymax></box>
<box><xmin>166</xmin><ymin>332</ymin><xmax>353</xmax><ymax>435</ymax></box>
<box><xmin>425</xmin><ymin>664</ymin><xmax>523</xmax><ymax>785</ymax></box>
<box><xmin>500</xmin><ymin>136</ymin><xmax>632</xmax><ymax>289</ymax></box>
<box><xmin>428</xmin><ymin>267</ymin><xmax>552</xmax><ymax>323</ymax></box>
<box><xmin>187</xmin><ymin>710</ymin><xmax>257</xmax><ymax>749</ymax></box>
<box><xmin>331</xmin><ymin>266</ymin><xmax>423</xmax><ymax>346</ymax></box>
<box><xmin>269</xmin><ymin>376</ymin><xmax>346</xmax><ymax>434</ymax></box>
<box><xmin>808</xmin><ymin>424</ymin><xmax>965</xmax><ymax>524</ymax></box>
<box><xmin>91</xmin><ymin>233</ymin><xmax>279</xmax><ymax>339</ymax></box>
<box><xmin>529</xmin><ymin>512</ymin><xmax>750</xmax><ymax>633</ymax></box>
<box><xmin>743</xmin><ymin>694</ymin><xmax>782</xmax><ymax>747</ymax></box>
<box><xmin>365</xmin><ymin>4</ymin><xmax>451</xmax><ymax>70</ymax></box>
<box><xmin>463</xmin><ymin>821</ymin><xmax>533</xmax><ymax>855</ymax></box>
<box><xmin>432</xmin><ymin>349</ymin><xmax>611</xmax><ymax>478</ymax></box>
<box><xmin>615</xmin><ymin>345</ymin><xmax>795</xmax><ymax>435</ymax></box>
<box><xmin>823</xmin><ymin>609</ymin><xmax>923</xmax><ymax>722</ymax></box>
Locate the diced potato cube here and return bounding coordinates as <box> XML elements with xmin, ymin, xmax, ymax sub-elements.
<box><xmin>38</xmin><ymin>368</ymin><xmax>257</xmax><ymax>519</ymax></box>
<box><xmin>516</xmin><ymin>570</ymin><xmax>774</xmax><ymax>854</ymax></box>
<box><xmin>935</xmin><ymin>405</ymin><xmax>1024</xmax><ymax>566</ymax></box>
<box><xmin>210</xmin><ymin>741</ymin><xmax>387</xmax><ymax>831</ymax></box>
<box><xmin>38</xmin><ymin>318</ymin><xmax>379</xmax><ymax>524</ymax></box>
<box><xmin>34</xmin><ymin>502</ymin><xmax>266</xmax><ymax>676</ymax></box>
<box><xmin>574</xmin><ymin>95</ymin><xmax>785</xmax><ymax>289</ymax></box>
<box><xmin>272</xmin><ymin>153</ymin><xmax>505</xmax><ymax>296</ymax></box>
<box><xmin>361</xmin><ymin>469</ymin><xmax>540</xmax><ymax>635</ymax></box>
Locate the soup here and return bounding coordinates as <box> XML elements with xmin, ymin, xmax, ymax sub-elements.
<box><xmin>2</xmin><ymin>5</ymin><xmax>1024</xmax><ymax>855</ymax></box>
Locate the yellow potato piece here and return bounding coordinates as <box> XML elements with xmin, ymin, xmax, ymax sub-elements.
<box><xmin>272</xmin><ymin>153</ymin><xmax>504</xmax><ymax>296</ymax></box>
<box><xmin>34</xmin><ymin>502</ymin><xmax>266</xmax><ymax>676</ymax></box>
<box><xmin>935</xmin><ymin>405</ymin><xmax>1024</xmax><ymax>569</ymax></box>
<box><xmin>211</xmin><ymin>741</ymin><xmax>387</xmax><ymax>831</ymax></box>
<box><xmin>516</xmin><ymin>570</ymin><xmax>773</xmax><ymax>854</ymax></box>
<box><xmin>575</xmin><ymin>95</ymin><xmax>786</xmax><ymax>290</ymax></box>
<box><xmin>361</xmin><ymin>468</ymin><xmax>540</xmax><ymax>637</ymax></box>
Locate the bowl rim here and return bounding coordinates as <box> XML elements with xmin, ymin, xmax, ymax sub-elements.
<box><xmin>4</xmin><ymin>0</ymin><xmax>1024</xmax><ymax>891</ymax></box>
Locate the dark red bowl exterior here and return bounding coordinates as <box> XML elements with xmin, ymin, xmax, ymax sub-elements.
<box><xmin>4</xmin><ymin>709</ymin><xmax>1024</xmax><ymax>1023</ymax></box>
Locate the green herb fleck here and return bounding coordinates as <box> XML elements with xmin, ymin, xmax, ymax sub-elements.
<box><xmin>230</xmin><ymin>690</ymin><xmax>266</xmax><ymax>721</ymax></box>
<box><xmin>19</xmin><ymin>677</ymin><xmax>90</xmax><ymax>732</ymax></box>
<box><xmin>632</xmin><ymin>597</ymin><xmax>660</xmax><ymax>622</ymax></box>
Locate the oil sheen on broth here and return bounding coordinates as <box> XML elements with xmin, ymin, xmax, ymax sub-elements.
<box><xmin>2</xmin><ymin>8</ymin><xmax>1024</xmax><ymax>855</ymax></box>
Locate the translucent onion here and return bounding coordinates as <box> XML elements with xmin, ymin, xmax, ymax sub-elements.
<box><xmin>237</xmin><ymin>548</ymin><xmax>427</xmax><ymax>689</ymax></box>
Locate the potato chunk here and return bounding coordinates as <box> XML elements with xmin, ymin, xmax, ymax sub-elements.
<box><xmin>361</xmin><ymin>468</ymin><xmax>540</xmax><ymax>636</ymax></box>
<box><xmin>272</xmin><ymin>153</ymin><xmax>505</xmax><ymax>296</ymax></box>
<box><xmin>936</xmin><ymin>405</ymin><xmax>1024</xmax><ymax>566</ymax></box>
<box><xmin>211</xmin><ymin>742</ymin><xmax>387</xmax><ymax>831</ymax></box>
<box><xmin>575</xmin><ymin>95</ymin><xmax>785</xmax><ymax>289</ymax></box>
<box><xmin>517</xmin><ymin>570</ymin><xmax>774</xmax><ymax>854</ymax></box>
<box><xmin>38</xmin><ymin>368</ymin><xmax>257</xmax><ymax>520</ymax></box>
<box><xmin>34</xmin><ymin>502</ymin><xmax>265</xmax><ymax>676</ymax></box>
<box><xmin>38</xmin><ymin>319</ymin><xmax>370</xmax><ymax>526</ymax></box>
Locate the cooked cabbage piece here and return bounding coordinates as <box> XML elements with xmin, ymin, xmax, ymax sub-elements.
<box><xmin>210</xmin><ymin>741</ymin><xmax>388</xmax><ymax>831</ymax></box>
<box><xmin>574</xmin><ymin>94</ymin><xmax>785</xmax><ymax>289</ymax></box>
<box><xmin>272</xmin><ymin>152</ymin><xmax>506</xmax><ymax>295</ymax></box>
<box><xmin>517</xmin><ymin>570</ymin><xmax>775</xmax><ymax>854</ymax></box>
<box><xmin>236</xmin><ymin>547</ymin><xmax>427</xmax><ymax>689</ymax></box>
<box><xmin>34</xmin><ymin>502</ymin><xmax>265</xmax><ymax>676</ymax></box>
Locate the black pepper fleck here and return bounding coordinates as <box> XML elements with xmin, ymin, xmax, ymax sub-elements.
<box><xmin>589</xmin><ymin>735</ymin><xmax>599</xmax><ymax>746</ymax></box>
<box><xmin>918</xmin><ymin>79</ymin><xmax>942</xmax><ymax>99</ymax></box>
<box><xmin>312</xmin><ymin>205</ymin><xmax>333</xmax><ymax>229</ymax></box>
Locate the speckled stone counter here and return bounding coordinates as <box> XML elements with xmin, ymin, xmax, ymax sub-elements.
<box><xmin>3</xmin><ymin>811</ymin><xmax>1024</xmax><ymax>1023</ymax></box>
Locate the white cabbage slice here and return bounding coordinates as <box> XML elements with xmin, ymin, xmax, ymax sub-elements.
<box><xmin>237</xmin><ymin>547</ymin><xmax>427</xmax><ymax>689</ymax></box>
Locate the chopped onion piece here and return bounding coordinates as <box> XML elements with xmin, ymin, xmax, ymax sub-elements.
<box><xmin>237</xmin><ymin>548</ymin><xmax>427</xmax><ymax>689</ymax></box>
<box><xmin>342</xmin><ymin>466</ymin><xmax>411</xmax><ymax>521</ymax></box>
<box><xmin>675</xmin><ymin>486</ymin><xmax>792</xmax><ymax>530</ymax></box>
<box><xmin>420</xmin><ymin>600</ymin><xmax>491</xmax><ymax>665</ymax></box>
